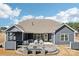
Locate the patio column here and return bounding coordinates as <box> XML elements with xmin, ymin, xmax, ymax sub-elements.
<box><xmin>22</xmin><ymin>32</ymin><xmax>24</xmax><ymax>41</ymax></box>
<box><xmin>54</xmin><ymin>33</ymin><xmax>55</xmax><ymax>44</ymax></box>
<box><xmin>7</xmin><ymin>32</ymin><xmax>12</xmax><ymax>41</ymax></box>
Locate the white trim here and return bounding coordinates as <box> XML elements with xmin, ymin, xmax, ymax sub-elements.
<box><xmin>53</xmin><ymin>23</ymin><xmax>77</xmax><ymax>34</ymax></box>
<box><xmin>63</xmin><ymin>24</ymin><xmax>77</xmax><ymax>33</ymax></box>
<box><xmin>5</xmin><ymin>25</ymin><xmax>24</xmax><ymax>32</ymax></box>
<box><xmin>15</xmin><ymin>25</ymin><xmax>24</xmax><ymax>32</ymax></box>
<box><xmin>53</xmin><ymin>33</ymin><xmax>55</xmax><ymax>44</ymax></box>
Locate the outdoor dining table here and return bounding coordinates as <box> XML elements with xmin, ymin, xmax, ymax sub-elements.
<box><xmin>18</xmin><ymin>45</ymin><xmax>45</xmax><ymax>55</ymax></box>
<box><xmin>27</xmin><ymin>46</ymin><xmax>46</xmax><ymax>55</ymax></box>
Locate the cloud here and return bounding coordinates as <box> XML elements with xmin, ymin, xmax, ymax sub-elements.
<box><xmin>0</xmin><ymin>3</ymin><xmax>21</xmax><ymax>19</ymax></box>
<box><xmin>45</xmin><ymin>7</ymin><xmax>79</xmax><ymax>23</ymax></box>
<box><xmin>21</xmin><ymin>15</ymin><xmax>34</xmax><ymax>20</ymax></box>
<box><xmin>35</xmin><ymin>16</ymin><xmax>44</xmax><ymax>19</ymax></box>
<box><xmin>11</xmin><ymin>8</ymin><xmax>21</xmax><ymax>17</ymax></box>
<box><xmin>0</xmin><ymin>3</ymin><xmax>11</xmax><ymax>18</ymax></box>
<box><xmin>13</xmin><ymin>19</ymin><xmax>19</xmax><ymax>24</ymax></box>
<box><xmin>1</xmin><ymin>5</ymin><xmax>79</xmax><ymax>25</ymax></box>
<box><xmin>14</xmin><ymin>15</ymin><xmax>34</xmax><ymax>24</ymax></box>
<box><xmin>0</xmin><ymin>3</ymin><xmax>22</xmax><ymax>26</ymax></box>
<box><xmin>19</xmin><ymin>7</ymin><xmax>79</xmax><ymax>23</ymax></box>
<box><xmin>19</xmin><ymin>15</ymin><xmax>45</xmax><ymax>23</ymax></box>
<box><xmin>4</xmin><ymin>26</ymin><xmax>9</xmax><ymax>28</ymax></box>
<box><xmin>1</xmin><ymin>4</ymin><xmax>79</xmax><ymax>25</ymax></box>
<box><xmin>52</xmin><ymin>7</ymin><xmax>79</xmax><ymax>23</ymax></box>
<box><xmin>0</xmin><ymin>4</ymin><xmax>79</xmax><ymax>25</ymax></box>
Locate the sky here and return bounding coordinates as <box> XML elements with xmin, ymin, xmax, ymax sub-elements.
<box><xmin>0</xmin><ymin>3</ymin><xmax>79</xmax><ymax>27</ymax></box>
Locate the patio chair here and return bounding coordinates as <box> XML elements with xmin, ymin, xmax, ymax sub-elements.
<box><xmin>34</xmin><ymin>40</ymin><xmax>39</xmax><ymax>45</ymax></box>
<box><xmin>28</xmin><ymin>43</ymin><xmax>34</xmax><ymax>49</ymax></box>
<box><xmin>39</xmin><ymin>39</ymin><xmax>44</xmax><ymax>45</ymax></box>
<box><xmin>38</xmin><ymin>40</ymin><xmax>44</xmax><ymax>49</ymax></box>
<box><xmin>23</xmin><ymin>40</ymin><xmax>29</xmax><ymax>45</ymax></box>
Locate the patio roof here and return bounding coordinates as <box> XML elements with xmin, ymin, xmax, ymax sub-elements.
<box><xmin>16</xmin><ymin>19</ymin><xmax>62</xmax><ymax>33</ymax></box>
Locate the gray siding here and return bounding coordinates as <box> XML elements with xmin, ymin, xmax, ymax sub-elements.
<box><xmin>55</xmin><ymin>26</ymin><xmax>74</xmax><ymax>44</ymax></box>
<box><xmin>5</xmin><ymin>32</ymin><xmax>22</xmax><ymax>49</ymax></box>
<box><xmin>71</xmin><ymin>42</ymin><xmax>79</xmax><ymax>50</ymax></box>
<box><xmin>5</xmin><ymin>41</ymin><xmax>16</xmax><ymax>50</ymax></box>
<box><xmin>51</xmin><ymin>34</ymin><xmax>54</xmax><ymax>43</ymax></box>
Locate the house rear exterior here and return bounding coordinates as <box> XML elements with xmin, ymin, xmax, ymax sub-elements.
<box><xmin>5</xmin><ymin>19</ymin><xmax>76</xmax><ymax>50</ymax></box>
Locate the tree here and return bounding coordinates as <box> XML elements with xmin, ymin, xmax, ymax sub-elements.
<box><xmin>67</xmin><ymin>22</ymin><xmax>79</xmax><ymax>30</ymax></box>
<box><xmin>0</xmin><ymin>27</ymin><xmax>7</xmax><ymax>32</ymax></box>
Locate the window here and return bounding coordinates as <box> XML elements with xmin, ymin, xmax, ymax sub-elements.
<box><xmin>65</xmin><ymin>34</ymin><xmax>68</xmax><ymax>41</ymax></box>
<box><xmin>60</xmin><ymin>34</ymin><xmax>69</xmax><ymax>41</ymax></box>
<box><xmin>61</xmin><ymin>34</ymin><xmax>64</xmax><ymax>41</ymax></box>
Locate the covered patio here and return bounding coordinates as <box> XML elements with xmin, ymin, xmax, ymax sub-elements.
<box><xmin>23</xmin><ymin>33</ymin><xmax>52</xmax><ymax>42</ymax></box>
<box><xmin>6</xmin><ymin>31</ymin><xmax>53</xmax><ymax>47</ymax></box>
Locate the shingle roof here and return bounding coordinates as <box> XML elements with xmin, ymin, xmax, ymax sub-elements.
<box><xmin>16</xmin><ymin>19</ymin><xmax>62</xmax><ymax>33</ymax></box>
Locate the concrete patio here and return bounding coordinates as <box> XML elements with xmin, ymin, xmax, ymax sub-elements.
<box><xmin>0</xmin><ymin>45</ymin><xmax>79</xmax><ymax>56</ymax></box>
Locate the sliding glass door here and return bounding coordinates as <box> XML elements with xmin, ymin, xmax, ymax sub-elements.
<box><xmin>33</xmin><ymin>33</ymin><xmax>48</xmax><ymax>42</ymax></box>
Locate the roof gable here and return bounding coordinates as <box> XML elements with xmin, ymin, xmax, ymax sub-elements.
<box><xmin>55</xmin><ymin>24</ymin><xmax>77</xmax><ymax>33</ymax></box>
<box><xmin>6</xmin><ymin>25</ymin><xmax>24</xmax><ymax>32</ymax></box>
